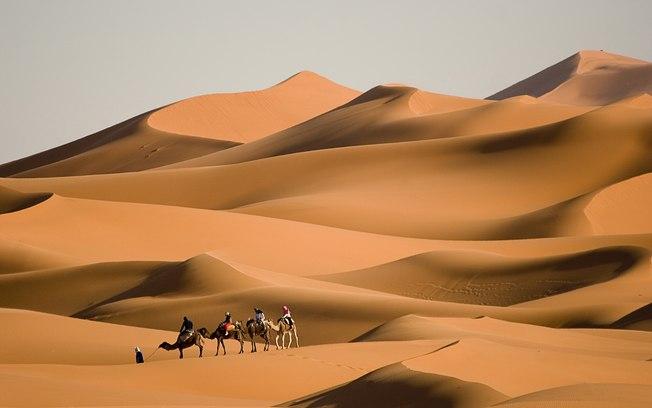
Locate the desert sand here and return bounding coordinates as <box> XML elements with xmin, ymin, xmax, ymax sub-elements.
<box><xmin>1</xmin><ymin>50</ymin><xmax>651</xmax><ymax>407</ymax></box>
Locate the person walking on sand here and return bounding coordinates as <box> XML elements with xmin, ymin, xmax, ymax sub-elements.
<box><xmin>135</xmin><ymin>346</ymin><xmax>144</xmax><ymax>364</ymax></box>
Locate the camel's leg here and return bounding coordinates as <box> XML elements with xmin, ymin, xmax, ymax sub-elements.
<box><xmin>275</xmin><ymin>333</ymin><xmax>281</xmax><ymax>350</ymax></box>
<box><xmin>179</xmin><ymin>348</ymin><xmax>184</xmax><ymax>359</ymax></box>
<box><xmin>199</xmin><ymin>343</ymin><xmax>203</xmax><ymax>357</ymax></box>
<box><xmin>286</xmin><ymin>331</ymin><xmax>293</xmax><ymax>349</ymax></box>
<box><xmin>239</xmin><ymin>336</ymin><xmax>244</xmax><ymax>354</ymax></box>
<box><xmin>251</xmin><ymin>336</ymin><xmax>257</xmax><ymax>353</ymax></box>
<box><xmin>294</xmin><ymin>327</ymin><xmax>300</xmax><ymax>348</ymax></box>
<box><xmin>264</xmin><ymin>333</ymin><xmax>270</xmax><ymax>351</ymax></box>
<box><xmin>221</xmin><ymin>338</ymin><xmax>226</xmax><ymax>355</ymax></box>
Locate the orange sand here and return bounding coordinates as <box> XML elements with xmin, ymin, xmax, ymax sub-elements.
<box><xmin>1</xmin><ymin>50</ymin><xmax>651</xmax><ymax>407</ymax></box>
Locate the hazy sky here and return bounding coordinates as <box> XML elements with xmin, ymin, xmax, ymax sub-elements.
<box><xmin>1</xmin><ymin>0</ymin><xmax>651</xmax><ymax>164</ymax></box>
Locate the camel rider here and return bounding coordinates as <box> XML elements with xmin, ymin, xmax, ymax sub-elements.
<box><xmin>282</xmin><ymin>305</ymin><xmax>294</xmax><ymax>327</ymax></box>
<box><xmin>254</xmin><ymin>307</ymin><xmax>265</xmax><ymax>328</ymax></box>
<box><xmin>219</xmin><ymin>312</ymin><xmax>233</xmax><ymax>336</ymax></box>
<box><xmin>179</xmin><ymin>316</ymin><xmax>194</xmax><ymax>335</ymax></box>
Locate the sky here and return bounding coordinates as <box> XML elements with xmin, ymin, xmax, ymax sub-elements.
<box><xmin>1</xmin><ymin>0</ymin><xmax>651</xmax><ymax>164</ymax></box>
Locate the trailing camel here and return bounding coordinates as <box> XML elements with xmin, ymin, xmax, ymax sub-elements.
<box><xmin>197</xmin><ymin>322</ymin><xmax>246</xmax><ymax>355</ymax></box>
<box><xmin>158</xmin><ymin>331</ymin><xmax>204</xmax><ymax>359</ymax></box>
<box><xmin>246</xmin><ymin>318</ymin><xmax>271</xmax><ymax>352</ymax></box>
<box><xmin>267</xmin><ymin>318</ymin><xmax>300</xmax><ymax>349</ymax></box>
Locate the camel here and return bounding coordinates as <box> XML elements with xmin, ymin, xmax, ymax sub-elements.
<box><xmin>197</xmin><ymin>322</ymin><xmax>245</xmax><ymax>355</ymax></box>
<box><xmin>158</xmin><ymin>331</ymin><xmax>204</xmax><ymax>359</ymax></box>
<box><xmin>246</xmin><ymin>318</ymin><xmax>270</xmax><ymax>352</ymax></box>
<box><xmin>267</xmin><ymin>318</ymin><xmax>300</xmax><ymax>349</ymax></box>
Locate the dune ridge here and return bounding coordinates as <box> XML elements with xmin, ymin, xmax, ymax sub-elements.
<box><xmin>147</xmin><ymin>70</ymin><xmax>360</xmax><ymax>143</ymax></box>
<box><xmin>489</xmin><ymin>50</ymin><xmax>652</xmax><ymax>105</ymax></box>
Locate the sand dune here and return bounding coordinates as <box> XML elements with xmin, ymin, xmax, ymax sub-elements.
<box><xmin>404</xmin><ymin>337</ymin><xmax>652</xmax><ymax>396</ymax></box>
<box><xmin>1</xmin><ymin>51</ymin><xmax>652</xmax><ymax>406</ymax></box>
<box><xmin>2</xmin><ymin>97</ymin><xmax>650</xmax><ymax>240</ymax></box>
<box><xmin>316</xmin><ymin>246</ymin><xmax>648</xmax><ymax>306</ymax></box>
<box><xmin>0</xmin><ymin>308</ymin><xmax>450</xmax><ymax>406</ymax></box>
<box><xmin>286</xmin><ymin>362</ymin><xmax>508</xmax><ymax>408</ymax></box>
<box><xmin>0</xmin><ymin>112</ymin><xmax>239</xmax><ymax>178</ymax></box>
<box><xmin>0</xmin><ymin>237</ymin><xmax>77</xmax><ymax>274</ymax></box>
<box><xmin>2</xmin><ymin>245</ymin><xmax>651</xmax><ymax>346</ymax></box>
<box><xmin>162</xmin><ymin>87</ymin><xmax>592</xmax><ymax>170</ymax></box>
<box><xmin>355</xmin><ymin>315</ymin><xmax>652</xmax><ymax>359</ymax></box>
<box><xmin>0</xmin><ymin>193</ymin><xmax>439</xmax><ymax>272</ymax></box>
<box><xmin>3</xmin><ymin>309</ymin><xmax>651</xmax><ymax>407</ymax></box>
<box><xmin>489</xmin><ymin>50</ymin><xmax>652</xmax><ymax>105</ymax></box>
<box><xmin>0</xmin><ymin>72</ymin><xmax>357</xmax><ymax>178</ymax></box>
<box><xmin>585</xmin><ymin>173</ymin><xmax>652</xmax><ymax>234</ymax></box>
<box><xmin>495</xmin><ymin>383</ymin><xmax>652</xmax><ymax>408</ymax></box>
<box><xmin>0</xmin><ymin>185</ymin><xmax>50</xmax><ymax>214</ymax></box>
<box><xmin>147</xmin><ymin>71</ymin><xmax>360</xmax><ymax>143</ymax></box>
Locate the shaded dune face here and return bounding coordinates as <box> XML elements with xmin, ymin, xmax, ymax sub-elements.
<box><xmin>0</xmin><ymin>185</ymin><xmax>51</xmax><ymax>214</ymax></box>
<box><xmin>315</xmin><ymin>247</ymin><xmax>647</xmax><ymax>306</ymax></box>
<box><xmin>0</xmin><ymin>111</ymin><xmax>239</xmax><ymax>178</ymax></box>
<box><xmin>284</xmin><ymin>363</ymin><xmax>508</xmax><ymax>408</ymax></box>
<box><xmin>1</xmin><ymin>51</ymin><xmax>652</xmax><ymax>407</ymax></box>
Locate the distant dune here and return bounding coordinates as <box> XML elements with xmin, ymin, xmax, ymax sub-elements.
<box><xmin>488</xmin><ymin>50</ymin><xmax>652</xmax><ymax>105</ymax></box>
<box><xmin>1</xmin><ymin>50</ymin><xmax>651</xmax><ymax>407</ymax></box>
<box><xmin>0</xmin><ymin>71</ymin><xmax>358</xmax><ymax>178</ymax></box>
<box><xmin>148</xmin><ymin>70</ymin><xmax>360</xmax><ymax>142</ymax></box>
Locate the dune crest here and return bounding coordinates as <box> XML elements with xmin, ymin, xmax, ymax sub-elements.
<box><xmin>146</xmin><ymin>71</ymin><xmax>360</xmax><ymax>143</ymax></box>
<box><xmin>489</xmin><ymin>50</ymin><xmax>652</xmax><ymax>105</ymax></box>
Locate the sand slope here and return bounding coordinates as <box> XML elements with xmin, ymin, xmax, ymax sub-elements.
<box><xmin>0</xmin><ymin>72</ymin><xmax>358</xmax><ymax>178</ymax></box>
<box><xmin>162</xmin><ymin>87</ymin><xmax>592</xmax><ymax>169</ymax></box>
<box><xmin>316</xmin><ymin>247</ymin><xmax>648</xmax><ymax>306</ymax></box>
<box><xmin>3</xmin><ymin>310</ymin><xmax>651</xmax><ymax>407</ymax></box>
<box><xmin>0</xmin><ymin>186</ymin><xmax>50</xmax><ymax>214</ymax></box>
<box><xmin>147</xmin><ymin>71</ymin><xmax>360</xmax><ymax>143</ymax></box>
<box><xmin>489</xmin><ymin>50</ymin><xmax>652</xmax><ymax>105</ymax></box>
<box><xmin>2</xmin><ymin>99</ymin><xmax>650</xmax><ymax>240</ymax></box>
<box><xmin>0</xmin><ymin>112</ymin><xmax>239</xmax><ymax>178</ymax></box>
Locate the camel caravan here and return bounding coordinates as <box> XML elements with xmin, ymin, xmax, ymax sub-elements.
<box><xmin>157</xmin><ymin>306</ymin><xmax>299</xmax><ymax>359</ymax></box>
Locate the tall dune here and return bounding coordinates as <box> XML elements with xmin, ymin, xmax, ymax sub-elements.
<box><xmin>147</xmin><ymin>70</ymin><xmax>360</xmax><ymax>143</ymax></box>
<box><xmin>0</xmin><ymin>71</ymin><xmax>359</xmax><ymax>178</ymax></box>
<box><xmin>488</xmin><ymin>50</ymin><xmax>652</xmax><ymax>105</ymax></box>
